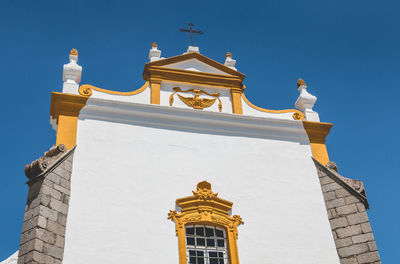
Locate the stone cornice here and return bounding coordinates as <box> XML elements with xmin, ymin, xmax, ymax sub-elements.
<box><xmin>26</xmin><ymin>145</ymin><xmax>76</xmax><ymax>186</ymax></box>
<box><xmin>312</xmin><ymin>157</ymin><xmax>369</xmax><ymax>209</ymax></box>
<box><xmin>80</xmin><ymin>97</ymin><xmax>310</xmax><ymax>143</ymax></box>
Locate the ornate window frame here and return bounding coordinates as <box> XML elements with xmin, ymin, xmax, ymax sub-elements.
<box><xmin>168</xmin><ymin>181</ymin><xmax>243</xmax><ymax>264</ymax></box>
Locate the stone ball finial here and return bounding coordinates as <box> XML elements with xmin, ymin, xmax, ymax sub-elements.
<box><xmin>70</xmin><ymin>49</ymin><xmax>78</xmax><ymax>56</ymax></box>
<box><xmin>326</xmin><ymin>161</ymin><xmax>338</xmax><ymax>172</ymax></box>
<box><xmin>152</xmin><ymin>42</ymin><xmax>157</xmax><ymax>48</ymax></box>
<box><xmin>297</xmin><ymin>78</ymin><xmax>306</xmax><ymax>88</ymax></box>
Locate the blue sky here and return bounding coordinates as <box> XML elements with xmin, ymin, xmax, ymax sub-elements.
<box><xmin>0</xmin><ymin>0</ymin><xmax>399</xmax><ymax>262</ymax></box>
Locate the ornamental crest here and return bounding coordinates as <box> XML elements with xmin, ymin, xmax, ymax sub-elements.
<box><xmin>169</xmin><ymin>87</ymin><xmax>222</xmax><ymax>112</ymax></box>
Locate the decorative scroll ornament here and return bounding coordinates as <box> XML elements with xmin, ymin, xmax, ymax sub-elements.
<box><xmin>168</xmin><ymin>181</ymin><xmax>243</xmax><ymax>264</ymax></box>
<box><xmin>78</xmin><ymin>86</ymin><xmax>93</xmax><ymax>97</ymax></box>
<box><xmin>169</xmin><ymin>87</ymin><xmax>222</xmax><ymax>112</ymax></box>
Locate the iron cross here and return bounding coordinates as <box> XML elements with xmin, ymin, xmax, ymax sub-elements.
<box><xmin>180</xmin><ymin>23</ymin><xmax>203</xmax><ymax>46</ymax></box>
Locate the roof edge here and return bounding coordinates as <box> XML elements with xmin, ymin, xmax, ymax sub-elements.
<box><xmin>312</xmin><ymin>157</ymin><xmax>369</xmax><ymax>209</ymax></box>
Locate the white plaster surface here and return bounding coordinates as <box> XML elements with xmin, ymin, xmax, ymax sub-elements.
<box><xmin>62</xmin><ymin>99</ymin><xmax>339</xmax><ymax>264</ymax></box>
<box><xmin>165</xmin><ymin>59</ymin><xmax>229</xmax><ymax>75</ymax></box>
<box><xmin>241</xmin><ymin>96</ymin><xmax>297</xmax><ymax>120</ymax></box>
<box><xmin>86</xmin><ymin>83</ymin><xmax>151</xmax><ymax>104</ymax></box>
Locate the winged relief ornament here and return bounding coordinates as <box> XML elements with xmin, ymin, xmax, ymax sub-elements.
<box><xmin>169</xmin><ymin>87</ymin><xmax>222</xmax><ymax>112</ymax></box>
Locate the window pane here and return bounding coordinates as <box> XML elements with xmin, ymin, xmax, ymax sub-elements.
<box><xmin>196</xmin><ymin>227</ymin><xmax>204</xmax><ymax>236</ymax></box>
<box><xmin>209</xmin><ymin>252</ymin><xmax>218</xmax><ymax>258</ymax></box>
<box><xmin>196</xmin><ymin>238</ymin><xmax>205</xmax><ymax>246</ymax></box>
<box><xmin>197</xmin><ymin>251</ymin><xmax>204</xmax><ymax>257</ymax></box>
<box><xmin>205</xmin><ymin>227</ymin><xmax>214</xmax><ymax>237</ymax></box>
<box><xmin>186</xmin><ymin>227</ymin><xmax>195</xmax><ymax>235</ymax></box>
<box><xmin>210</xmin><ymin>258</ymin><xmax>218</xmax><ymax>264</ymax></box>
<box><xmin>218</xmin><ymin>252</ymin><xmax>223</xmax><ymax>258</ymax></box>
<box><xmin>189</xmin><ymin>256</ymin><xmax>196</xmax><ymax>264</ymax></box>
<box><xmin>215</xmin><ymin>229</ymin><xmax>224</xmax><ymax>238</ymax></box>
<box><xmin>187</xmin><ymin>237</ymin><xmax>195</xmax><ymax>246</ymax></box>
<box><xmin>189</xmin><ymin>250</ymin><xmax>196</xmax><ymax>256</ymax></box>
<box><xmin>217</xmin><ymin>239</ymin><xmax>225</xmax><ymax>247</ymax></box>
<box><xmin>198</xmin><ymin>257</ymin><xmax>204</xmax><ymax>264</ymax></box>
<box><xmin>207</xmin><ymin>239</ymin><xmax>215</xmax><ymax>247</ymax></box>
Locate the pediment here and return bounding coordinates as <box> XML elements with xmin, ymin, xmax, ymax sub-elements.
<box><xmin>145</xmin><ymin>52</ymin><xmax>245</xmax><ymax>79</ymax></box>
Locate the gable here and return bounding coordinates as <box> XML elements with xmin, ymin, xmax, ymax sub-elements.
<box><xmin>144</xmin><ymin>52</ymin><xmax>245</xmax><ymax>79</ymax></box>
<box><xmin>165</xmin><ymin>58</ymin><xmax>229</xmax><ymax>75</ymax></box>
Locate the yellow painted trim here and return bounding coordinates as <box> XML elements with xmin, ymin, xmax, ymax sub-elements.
<box><xmin>303</xmin><ymin>121</ymin><xmax>333</xmax><ymax>165</ymax></box>
<box><xmin>241</xmin><ymin>92</ymin><xmax>304</xmax><ymax>120</ymax></box>
<box><xmin>50</xmin><ymin>92</ymin><xmax>89</xmax><ymax>149</ymax></box>
<box><xmin>150</xmin><ymin>79</ymin><xmax>161</xmax><ymax>104</ymax></box>
<box><xmin>231</xmin><ymin>89</ymin><xmax>243</xmax><ymax>114</ymax></box>
<box><xmin>168</xmin><ymin>181</ymin><xmax>243</xmax><ymax>264</ymax></box>
<box><xmin>78</xmin><ymin>82</ymin><xmax>149</xmax><ymax>97</ymax></box>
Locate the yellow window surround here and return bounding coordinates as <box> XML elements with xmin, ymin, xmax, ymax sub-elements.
<box><xmin>168</xmin><ymin>181</ymin><xmax>243</xmax><ymax>264</ymax></box>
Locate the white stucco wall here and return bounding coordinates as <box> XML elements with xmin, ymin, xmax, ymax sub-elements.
<box><xmin>61</xmin><ymin>99</ymin><xmax>339</xmax><ymax>264</ymax></box>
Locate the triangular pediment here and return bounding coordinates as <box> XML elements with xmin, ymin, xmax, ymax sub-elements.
<box><xmin>145</xmin><ymin>52</ymin><xmax>245</xmax><ymax>79</ymax></box>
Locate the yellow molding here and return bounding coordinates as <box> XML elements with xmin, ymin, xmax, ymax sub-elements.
<box><xmin>78</xmin><ymin>82</ymin><xmax>149</xmax><ymax>97</ymax></box>
<box><xmin>168</xmin><ymin>181</ymin><xmax>243</xmax><ymax>264</ymax></box>
<box><xmin>231</xmin><ymin>89</ymin><xmax>243</xmax><ymax>114</ymax></box>
<box><xmin>150</xmin><ymin>79</ymin><xmax>161</xmax><ymax>104</ymax></box>
<box><xmin>144</xmin><ymin>66</ymin><xmax>244</xmax><ymax>89</ymax></box>
<box><xmin>303</xmin><ymin>121</ymin><xmax>333</xmax><ymax>165</ymax></box>
<box><xmin>241</xmin><ymin>93</ymin><xmax>304</xmax><ymax>120</ymax></box>
<box><xmin>50</xmin><ymin>92</ymin><xmax>89</xmax><ymax>149</ymax></box>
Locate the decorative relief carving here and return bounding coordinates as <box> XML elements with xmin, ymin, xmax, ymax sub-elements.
<box><xmin>168</xmin><ymin>181</ymin><xmax>243</xmax><ymax>264</ymax></box>
<box><xmin>169</xmin><ymin>87</ymin><xmax>222</xmax><ymax>112</ymax></box>
<box><xmin>25</xmin><ymin>144</ymin><xmax>67</xmax><ymax>180</ymax></box>
<box><xmin>192</xmin><ymin>181</ymin><xmax>218</xmax><ymax>200</ymax></box>
<box><xmin>326</xmin><ymin>161</ymin><xmax>366</xmax><ymax>197</ymax></box>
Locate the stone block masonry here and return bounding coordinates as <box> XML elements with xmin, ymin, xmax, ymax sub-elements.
<box><xmin>314</xmin><ymin>158</ymin><xmax>381</xmax><ymax>264</ymax></box>
<box><xmin>17</xmin><ymin>145</ymin><xmax>75</xmax><ymax>264</ymax></box>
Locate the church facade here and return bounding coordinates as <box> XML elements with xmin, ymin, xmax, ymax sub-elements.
<box><xmin>8</xmin><ymin>43</ymin><xmax>380</xmax><ymax>264</ymax></box>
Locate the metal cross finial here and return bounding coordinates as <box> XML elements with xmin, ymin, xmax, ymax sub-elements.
<box><xmin>179</xmin><ymin>23</ymin><xmax>203</xmax><ymax>46</ymax></box>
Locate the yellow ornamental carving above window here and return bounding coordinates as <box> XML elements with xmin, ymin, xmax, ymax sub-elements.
<box><xmin>168</xmin><ymin>181</ymin><xmax>243</xmax><ymax>264</ymax></box>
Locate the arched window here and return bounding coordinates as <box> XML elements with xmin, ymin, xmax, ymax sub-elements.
<box><xmin>168</xmin><ymin>181</ymin><xmax>243</xmax><ymax>264</ymax></box>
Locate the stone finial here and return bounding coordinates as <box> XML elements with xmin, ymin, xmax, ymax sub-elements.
<box><xmin>149</xmin><ymin>42</ymin><xmax>162</xmax><ymax>62</ymax></box>
<box><xmin>62</xmin><ymin>48</ymin><xmax>82</xmax><ymax>94</ymax></box>
<box><xmin>224</xmin><ymin>51</ymin><xmax>237</xmax><ymax>70</ymax></box>
<box><xmin>186</xmin><ymin>46</ymin><xmax>200</xmax><ymax>54</ymax></box>
<box><xmin>294</xmin><ymin>78</ymin><xmax>320</xmax><ymax>122</ymax></box>
<box><xmin>25</xmin><ymin>144</ymin><xmax>67</xmax><ymax>180</ymax></box>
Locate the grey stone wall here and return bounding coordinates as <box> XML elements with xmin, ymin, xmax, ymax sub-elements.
<box><xmin>314</xmin><ymin>158</ymin><xmax>381</xmax><ymax>264</ymax></box>
<box><xmin>18</xmin><ymin>146</ymin><xmax>74</xmax><ymax>264</ymax></box>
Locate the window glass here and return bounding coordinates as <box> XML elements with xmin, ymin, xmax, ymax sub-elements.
<box><xmin>186</xmin><ymin>225</ymin><xmax>228</xmax><ymax>264</ymax></box>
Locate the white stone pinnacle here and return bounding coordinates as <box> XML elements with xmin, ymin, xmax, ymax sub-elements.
<box><xmin>224</xmin><ymin>52</ymin><xmax>237</xmax><ymax>71</ymax></box>
<box><xmin>149</xmin><ymin>42</ymin><xmax>162</xmax><ymax>62</ymax></box>
<box><xmin>295</xmin><ymin>79</ymin><xmax>320</xmax><ymax>122</ymax></box>
<box><xmin>62</xmin><ymin>49</ymin><xmax>82</xmax><ymax>94</ymax></box>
